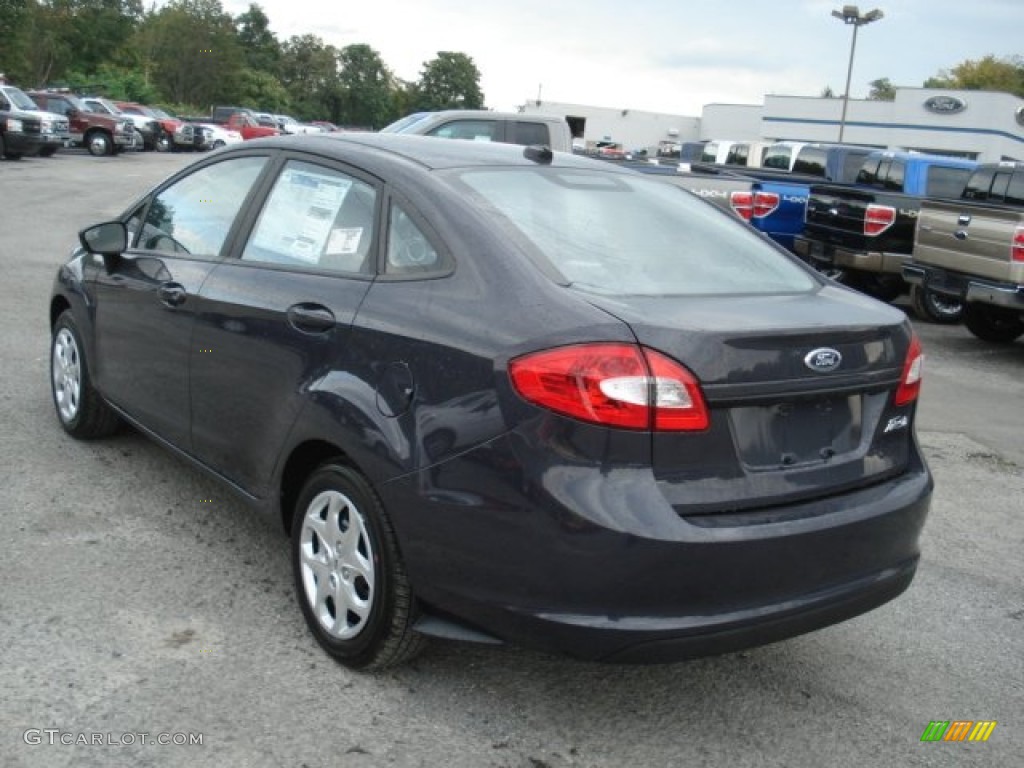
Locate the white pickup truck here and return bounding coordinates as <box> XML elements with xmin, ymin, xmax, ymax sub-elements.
<box><xmin>380</xmin><ymin>110</ymin><xmax>573</xmax><ymax>152</ymax></box>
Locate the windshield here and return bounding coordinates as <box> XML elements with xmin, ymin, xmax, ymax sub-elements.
<box><xmin>4</xmin><ymin>87</ymin><xmax>38</xmax><ymax>110</ymax></box>
<box><xmin>380</xmin><ymin>112</ymin><xmax>431</xmax><ymax>133</ymax></box>
<box><xmin>63</xmin><ymin>94</ymin><xmax>88</xmax><ymax>112</ymax></box>
<box><xmin>452</xmin><ymin>168</ymin><xmax>817</xmax><ymax>297</ymax></box>
<box><xmin>149</xmin><ymin>107</ymin><xmax>171</xmax><ymax>119</ymax></box>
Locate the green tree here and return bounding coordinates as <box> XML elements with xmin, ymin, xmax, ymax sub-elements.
<box><xmin>336</xmin><ymin>43</ymin><xmax>392</xmax><ymax>128</ymax></box>
<box><xmin>0</xmin><ymin>0</ymin><xmax>33</xmax><ymax>84</ymax></box>
<box><xmin>235</xmin><ymin>3</ymin><xmax>280</xmax><ymax>74</ymax></box>
<box><xmin>140</xmin><ymin>0</ymin><xmax>245</xmax><ymax>108</ymax></box>
<box><xmin>414</xmin><ymin>51</ymin><xmax>484</xmax><ymax>110</ymax></box>
<box><xmin>278</xmin><ymin>33</ymin><xmax>340</xmax><ymax>120</ymax></box>
<box><xmin>924</xmin><ymin>55</ymin><xmax>1024</xmax><ymax>98</ymax></box>
<box><xmin>867</xmin><ymin>77</ymin><xmax>895</xmax><ymax>101</ymax></box>
<box><xmin>238</xmin><ymin>68</ymin><xmax>290</xmax><ymax>112</ymax></box>
<box><xmin>820</xmin><ymin>85</ymin><xmax>836</xmax><ymax>98</ymax></box>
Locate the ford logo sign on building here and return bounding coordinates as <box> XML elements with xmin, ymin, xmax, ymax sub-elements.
<box><xmin>924</xmin><ymin>95</ymin><xmax>967</xmax><ymax>115</ymax></box>
<box><xmin>804</xmin><ymin>348</ymin><xmax>842</xmax><ymax>373</ymax></box>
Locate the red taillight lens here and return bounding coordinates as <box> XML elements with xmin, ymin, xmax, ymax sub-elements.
<box><xmin>752</xmin><ymin>191</ymin><xmax>780</xmax><ymax>218</ymax></box>
<box><xmin>1011</xmin><ymin>226</ymin><xmax>1024</xmax><ymax>263</ymax></box>
<box><xmin>864</xmin><ymin>204</ymin><xmax>896</xmax><ymax>236</ymax></box>
<box><xmin>894</xmin><ymin>334</ymin><xmax>924</xmax><ymax>406</ymax></box>
<box><xmin>509</xmin><ymin>344</ymin><xmax>709</xmax><ymax>431</ymax></box>
<box><xmin>730</xmin><ymin>191</ymin><xmax>753</xmax><ymax>221</ymax></box>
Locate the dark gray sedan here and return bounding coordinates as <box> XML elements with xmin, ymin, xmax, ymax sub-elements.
<box><xmin>49</xmin><ymin>134</ymin><xmax>931</xmax><ymax>668</ymax></box>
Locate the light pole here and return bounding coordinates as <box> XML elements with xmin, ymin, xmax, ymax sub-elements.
<box><xmin>832</xmin><ymin>5</ymin><xmax>883</xmax><ymax>143</ymax></box>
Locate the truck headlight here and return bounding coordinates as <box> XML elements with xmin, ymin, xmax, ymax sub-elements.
<box><xmin>6</xmin><ymin>118</ymin><xmax>23</xmax><ymax>132</ymax></box>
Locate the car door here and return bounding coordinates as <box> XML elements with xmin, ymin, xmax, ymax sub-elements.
<box><xmin>190</xmin><ymin>156</ymin><xmax>381</xmax><ymax>496</ymax></box>
<box><xmin>91</xmin><ymin>153</ymin><xmax>270</xmax><ymax>448</ymax></box>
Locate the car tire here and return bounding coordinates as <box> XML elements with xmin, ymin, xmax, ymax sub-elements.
<box><xmin>86</xmin><ymin>130</ymin><xmax>112</xmax><ymax>157</ymax></box>
<box><xmin>156</xmin><ymin>133</ymin><xmax>172</xmax><ymax>152</ymax></box>
<box><xmin>291</xmin><ymin>462</ymin><xmax>426</xmax><ymax>669</ymax></box>
<box><xmin>909</xmin><ymin>285</ymin><xmax>963</xmax><ymax>324</ymax></box>
<box><xmin>962</xmin><ymin>303</ymin><xmax>1024</xmax><ymax>344</ymax></box>
<box><xmin>51</xmin><ymin>310</ymin><xmax>121</xmax><ymax>439</ymax></box>
<box><xmin>857</xmin><ymin>274</ymin><xmax>904</xmax><ymax>303</ymax></box>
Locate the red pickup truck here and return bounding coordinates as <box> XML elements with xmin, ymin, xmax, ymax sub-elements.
<box><xmin>210</xmin><ymin>107</ymin><xmax>279</xmax><ymax>140</ymax></box>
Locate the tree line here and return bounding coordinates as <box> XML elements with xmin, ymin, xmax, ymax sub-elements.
<box><xmin>0</xmin><ymin>0</ymin><xmax>486</xmax><ymax>127</ymax></box>
<box><xmin>822</xmin><ymin>55</ymin><xmax>1024</xmax><ymax>101</ymax></box>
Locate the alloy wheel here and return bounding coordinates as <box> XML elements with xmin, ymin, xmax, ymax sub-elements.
<box><xmin>52</xmin><ymin>328</ymin><xmax>81</xmax><ymax>423</ymax></box>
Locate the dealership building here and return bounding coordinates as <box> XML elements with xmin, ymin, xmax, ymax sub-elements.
<box><xmin>520</xmin><ymin>87</ymin><xmax>1024</xmax><ymax>163</ymax></box>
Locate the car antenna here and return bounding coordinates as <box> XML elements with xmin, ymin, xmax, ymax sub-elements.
<box><xmin>523</xmin><ymin>145</ymin><xmax>553</xmax><ymax>165</ymax></box>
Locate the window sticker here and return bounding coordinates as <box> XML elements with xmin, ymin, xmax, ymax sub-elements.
<box><xmin>326</xmin><ymin>227</ymin><xmax>363</xmax><ymax>256</ymax></box>
<box><xmin>251</xmin><ymin>168</ymin><xmax>352</xmax><ymax>263</ymax></box>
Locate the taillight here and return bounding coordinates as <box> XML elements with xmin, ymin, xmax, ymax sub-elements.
<box><xmin>730</xmin><ymin>191</ymin><xmax>753</xmax><ymax>221</ymax></box>
<box><xmin>752</xmin><ymin>191</ymin><xmax>780</xmax><ymax>218</ymax></box>
<box><xmin>894</xmin><ymin>334</ymin><xmax>923</xmax><ymax>406</ymax></box>
<box><xmin>508</xmin><ymin>343</ymin><xmax>709</xmax><ymax>431</ymax></box>
<box><xmin>864</xmin><ymin>204</ymin><xmax>896</xmax><ymax>236</ymax></box>
<box><xmin>1011</xmin><ymin>226</ymin><xmax>1024</xmax><ymax>263</ymax></box>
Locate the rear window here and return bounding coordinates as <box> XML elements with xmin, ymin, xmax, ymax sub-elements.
<box><xmin>926</xmin><ymin>166</ymin><xmax>972</xmax><ymax>198</ymax></box>
<box><xmin>762</xmin><ymin>146</ymin><xmax>793</xmax><ymax>170</ymax></box>
<box><xmin>792</xmin><ymin>147</ymin><xmax>827</xmax><ymax>177</ymax></box>
<box><xmin>451</xmin><ymin>168</ymin><xmax>816</xmax><ymax>297</ymax></box>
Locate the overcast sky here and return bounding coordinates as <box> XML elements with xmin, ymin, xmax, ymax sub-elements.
<box><xmin>221</xmin><ymin>0</ymin><xmax>1022</xmax><ymax>116</ymax></box>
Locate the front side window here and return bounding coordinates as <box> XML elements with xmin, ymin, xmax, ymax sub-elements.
<box><xmin>139</xmin><ymin>156</ymin><xmax>267</xmax><ymax>256</ymax></box>
<box><xmin>452</xmin><ymin>168</ymin><xmax>815</xmax><ymax>297</ymax></box>
<box><xmin>1006</xmin><ymin>173</ymin><xmax>1024</xmax><ymax>206</ymax></box>
<box><xmin>510</xmin><ymin>121</ymin><xmax>550</xmax><ymax>146</ymax></box>
<box><xmin>427</xmin><ymin>120</ymin><xmax>500</xmax><ymax>142</ymax></box>
<box><xmin>242</xmin><ymin>161</ymin><xmax>377</xmax><ymax>274</ymax></box>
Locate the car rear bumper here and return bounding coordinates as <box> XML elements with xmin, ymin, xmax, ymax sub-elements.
<box><xmin>903</xmin><ymin>263</ymin><xmax>1024</xmax><ymax>310</ymax></box>
<box><xmin>379</xmin><ymin>430</ymin><xmax>932</xmax><ymax>662</ymax></box>
<box><xmin>793</xmin><ymin>236</ymin><xmax>907</xmax><ymax>275</ymax></box>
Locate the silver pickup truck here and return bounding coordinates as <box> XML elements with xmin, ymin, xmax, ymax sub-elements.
<box><xmin>904</xmin><ymin>162</ymin><xmax>1024</xmax><ymax>342</ymax></box>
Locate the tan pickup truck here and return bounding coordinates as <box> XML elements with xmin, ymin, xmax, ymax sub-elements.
<box><xmin>903</xmin><ymin>162</ymin><xmax>1024</xmax><ymax>342</ymax></box>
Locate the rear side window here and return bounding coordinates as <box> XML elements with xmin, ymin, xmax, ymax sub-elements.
<box><xmin>963</xmin><ymin>169</ymin><xmax>994</xmax><ymax>200</ymax></box>
<box><xmin>926</xmin><ymin>166</ymin><xmax>972</xmax><ymax>198</ymax></box>
<box><xmin>386</xmin><ymin>203</ymin><xmax>441</xmax><ymax>275</ymax></box>
<box><xmin>1006</xmin><ymin>173</ymin><xmax>1024</xmax><ymax>206</ymax></box>
<box><xmin>700</xmin><ymin>143</ymin><xmax>719</xmax><ymax>163</ymax></box>
<box><xmin>856</xmin><ymin>156</ymin><xmax>882</xmax><ymax>185</ymax></box>
<box><xmin>509</xmin><ymin>121</ymin><xmax>550</xmax><ymax>146</ymax></box>
<box><xmin>792</xmin><ymin>147</ymin><xmax>827</xmax><ymax>177</ymax></box>
<box><xmin>726</xmin><ymin>144</ymin><xmax>749</xmax><ymax>166</ymax></box>
<box><xmin>428</xmin><ymin>120</ymin><xmax>500</xmax><ymax>142</ymax></box>
<box><xmin>140</xmin><ymin>156</ymin><xmax>267</xmax><ymax>256</ymax></box>
<box><xmin>990</xmin><ymin>172</ymin><xmax>1012</xmax><ymax>202</ymax></box>
<box><xmin>242</xmin><ymin>160</ymin><xmax>377</xmax><ymax>274</ymax></box>
<box><xmin>840</xmin><ymin>152</ymin><xmax>869</xmax><ymax>182</ymax></box>
<box><xmin>453</xmin><ymin>168</ymin><xmax>815</xmax><ymax>297</ymax></box>
<box><xmin>884</xmin><ymin>159</ymin><xmax>906</xmax><ymax>191</ymax></box>
<box><xmin>762</xmin><ymin>147</ymin><xmax>793</xmax><ymax>170</ymax></box>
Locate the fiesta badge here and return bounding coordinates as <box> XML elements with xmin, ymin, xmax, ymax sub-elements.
<box><xmin>805</xmin><ymin>348</ymin><xmax>842</xmax><ymax>373</ymax></box>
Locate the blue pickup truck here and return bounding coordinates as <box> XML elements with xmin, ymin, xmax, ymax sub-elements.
<box><xmin>693</xmin><ymin>143</ymin><xmax>875</xmax><ymax>252</ymax></box>
<box><xmin>793</xmin><ymin>150</ymin><xmax>977</xmax><ymax>305</ymax></box>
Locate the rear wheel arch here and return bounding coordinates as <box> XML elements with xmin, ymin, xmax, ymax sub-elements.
<box><xmin>50</xmin><ymin>295</ymin><xmax>72</xmax><ymax>330</ymax></box>
<box><xmin>279</xmin><ymin>440</ymin><xmax>357</xmax><ymax>534</ymax></box>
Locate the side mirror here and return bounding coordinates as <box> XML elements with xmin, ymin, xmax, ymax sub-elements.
<box><xmin>79</xmin><ymin>221</ymin><xmax>127</xmax><ymax>255</ymax></box>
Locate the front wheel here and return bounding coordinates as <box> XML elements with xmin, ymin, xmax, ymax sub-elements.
<box><xmin>51</xmin><ymin>311</ymin><xmax>121</xmax><ymax>438</ymax></box>
<box><xmin>962</xmin><ymin>303</ymin><xmax>1024</xmax><ymax>343</ymax></box>
<box><xmin>910</xmin><ymin>285</ymin><xmax>963</xmax><ymax>324</ymax></box>
<box><xmin>86</xmin><ymin>130</ymin><xmax>112</xmax><ymax>156</ymax></box>
<box><xmin>291</xmin><ymin>462</ymin><xmax>425</xmax><ymax>669</ymax></box>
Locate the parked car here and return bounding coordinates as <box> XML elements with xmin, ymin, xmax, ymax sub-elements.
<box><xmin>197</xmin><ymin>122</ymin><xmax>243</xmax><ymax>149</ymax></box>
<box><xmin>115</xmin><ymin>102</ymin><xmax>184</xmax><ymax>152</ymax></box>
<box><xmin>207</xmin><ymin>107</ymin><xmax>279</xmax><ymax>140</ymax></box>
<box><xmin>903</xmin><ymin>161</ymin><xmax>1024</xmax><ymax>338</ymax></box>
<box><xmin>275</xmin><ymin>114</ymin><xmax>321</xmax><ymax>134</ymax></box>
<box><xmin>793</xmin><ymin>150</ymin><xmax>977</xmax><ymax>303</ymax></box>
<box><xmin>0</xmin><ymin>85</ymin><xmax>69</xmax><ymax>159</ymax></box>
<box><xmin>49</xmin><ymin>133</ymin><xmax>931</xmax><ymax>669</ymax></box>
<box><xmin>310</xmin><ymin>121</ymin><xmax>340</xmax><ymax>132</ymax></box>
<box><xmin>80</xmin><ymin>97</ymin><xmax>159</xmax><ymax>150</ymax></box>
<box><xmin>381</xmin><ymin>110</ymin><xmax>573</xmax><ymax>152</ymax></box>
<box><xmin>27</xmin><ymin>90</ymin><xmax>134</xmax><ymax>156</ymax></box>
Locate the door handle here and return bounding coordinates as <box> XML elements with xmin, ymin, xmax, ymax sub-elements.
<box><xmin>157</xmin><ymin>282</ymin><xmax>187</xmax><ymax>307</ymax></box>
<box><xmin>287</xmin><ymin>303</ymin><xmax>336</xmax><ymax>334</ymax></box>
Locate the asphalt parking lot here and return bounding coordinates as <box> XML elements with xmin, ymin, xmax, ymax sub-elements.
<box><xmin>1</xmin><ymin>150</ymin><xmax>1022</xmax><ymax>768</ymax></box>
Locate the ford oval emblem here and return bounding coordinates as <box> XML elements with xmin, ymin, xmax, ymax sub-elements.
<box><xmin>924</xmin><ymin>95</ymin><xmax>967</xmax><ymax>115</ymax></box>
<box><xmin>804</xmin><ymin>348</ymin><xmax>842</xmax><ymax>373</ymax></box>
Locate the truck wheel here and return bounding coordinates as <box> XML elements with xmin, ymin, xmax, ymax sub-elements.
<box><xmin>38</xmin><ymin>146</ymin><xmax>58</xmax><ymax>158</ymax></box>
<box><xmin>910</xmin><ymin>285</ymin><xmax>963</xmax><ymax>324</ymax></box>
<box><xmin>962</xmin><ymin>304</ymin><xmax>1024</xmax><ymax>344</ymax></box>
<box><xmin>858</xmin><ymin>274</ymin><xmax>904</xmax><ymax>303</ymax></box>
<box><xmin>156</xmin><ymin>133</ymin><xmax>172</xmax><ymax>152</ymax></box>
<box><xmin>86</xmin><ymin>130</ymin><xmax>112</xmax><ymax>156</ymax></box>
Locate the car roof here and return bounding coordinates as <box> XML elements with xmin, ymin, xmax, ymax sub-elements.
<box><xmin>245</xmin><ymin>132</ymin><xmax>632</xmax><ymax>174</ymax></box>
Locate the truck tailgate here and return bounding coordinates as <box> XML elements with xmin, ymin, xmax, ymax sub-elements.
<box><xmin>915</xmin><ymin>199</ymin><xmax>1024</xmax><ymax>284</ymax></box>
